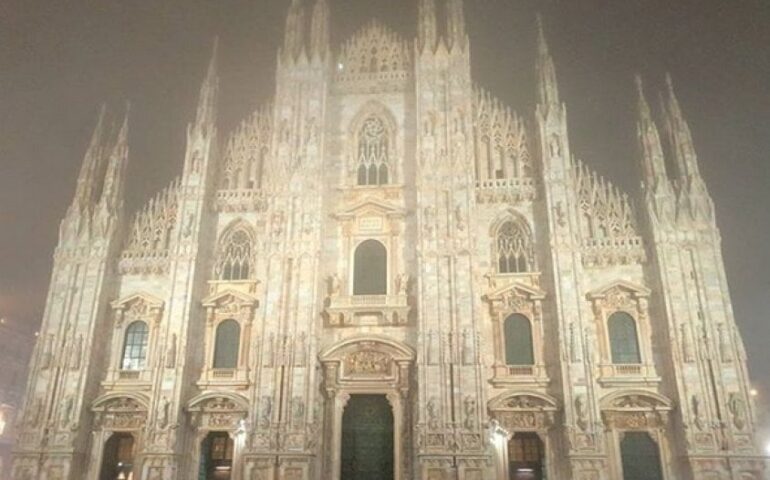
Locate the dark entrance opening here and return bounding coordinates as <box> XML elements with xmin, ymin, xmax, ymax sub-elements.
<box><xmin>341</xmin><ymin>394</ymin><xmax>394</xmax><ymax>480</ymax></box>
<box><xmin>508</xmin><ymin>432</ymin><xmax>544</xmax><ymax>480</ymax></box>
<box><xmin>99</xmin><ymin>433</ymin><xmax>135</xmax><ymax>480</ymax></box>
<box><xmin>199</xmin><ymin>431</ymin><xmax>234</xmax><ymax>480</ymax></box>
<box><xmin>620</xmin><ymin>432</ymin><xmax>664</xmax><ymax>480</ymax></box>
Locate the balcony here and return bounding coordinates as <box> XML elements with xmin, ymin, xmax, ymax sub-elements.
<box><xmin>490</xmin><ymin>363</ymin><xmax>549</xmax><ymax>387</ymax></box>
<box><xmin>197</xmin><ymin>367</ymin><xmax>249</xmax><ymax>390</ymax></box>
<box><xmin>597</xmin><ymin>363</ymin><xmax>660</xmax><ymax>387</ymax></box>
<box><xmin>324</xmin><ymin>294</ymin><xmax>410</xmax><ymax>327</ymax></box>
<box><xmin>475</xmin><ymin>177</ymin><xmax>537</xmax><ymax>204</ymax></box>
<box><xmin>102</xmin><ymin>369</ymin><xmax>152</xmax><ymax>390</ymax></box>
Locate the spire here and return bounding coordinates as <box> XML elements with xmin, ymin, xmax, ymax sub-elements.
<box><xmin>98</xmin><ymin>102</ymin><xmax>130</xmax><ymax>212</ymax></box>
<box><xmin>194</xmin><ymin>38</ymin><xmax>219</xmax><ymax>129</ymax></box>
<box><xmin>284</xmin><ymin>0</ymin><xmax>306</xmax><ymax>60</ymax></box>
<box><xmin>446</xmin><ymin>0</ymin><xmax>466</xmax><ymax>50</ymax></box>
<box><xmin>635</xmin><ymin>75</ymin><xmax>668</xmax><ymax>189</ymax></box>
<box><xmin>418</xmin><ymin>0</ymin><xmax>437</xmax><ymax>53</ymax></box>
<box><xmin>72</xmin><ymin>104</ymin><xmax>110</xmax><ymax>210</ymax></box>
<box><xmin>309</xmin><ymin>0</ymin><xmax>329</xmax><ymax>59</ymax></box>
<box><xmin>536</xmin><ymin>15</ymin><xmax>560</xmax><ymax>107</ymax></box>
<box><xmin>661</xmin><ymin>73</ymin><xmax>700</xmax><ymax>181</ymax></box>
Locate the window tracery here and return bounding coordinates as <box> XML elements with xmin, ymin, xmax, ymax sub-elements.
<box><xmin>215</xmin><ymin>225</ymin><xmax>255</xmax><ymax>281</ymax></box>
<box><xmin>496</xmin><ymin>219</ymin><xmax>534</xmax><ymax>274</ymax></box>
<box><xmin>357</xmin><ymin>116</ymin><xmax>390</xmax><ymax>186</ymax></box>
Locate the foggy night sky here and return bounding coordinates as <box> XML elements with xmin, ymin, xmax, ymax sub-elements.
<box><xmin>0</xmin><ymin>0</ymin><xmax>768</xmax><ymax>418</ymax></box>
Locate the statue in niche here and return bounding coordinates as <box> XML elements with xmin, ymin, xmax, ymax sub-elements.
<box><xmin>165</xmin><ymin>334</ymin><xmax>177</xmax><ymax>368</ymax></box>
<box><xmin>292</xmin><ymin>397</ymin><xmax>305</xmax><ymax>428</ymax></box>
<box><xmin>396</xmin><ymin>273</ymin><xmax>410</xmax><ymax>296</ymax></box>
<box><xmin>569</xmin><ymin>323</ymin><xmax>580</xmax><ymax>363</ymax></box>
<box><xmin>41</xmin><ymin>334</ymin><xmax>54</xmax><ymax>369</ymax></box>
<box><xmin>70</xmin><ymin>334</ymin><xmax>82</xmax><ymax>370</ymax></box>
<box><xmin>574</xmin><ymin>394</ymin><xmax>588</xmax><ymax>431</ymax></box>
<box><xmin>691</xmin><ymin>395</ymin><xmax>704</xmax><ymax>431</ymax></box>
<box><xmin>426</xmin><ymin>330</ymin><xmax>437</xmax><ymax>365</ymax></box>
<box><xmin>295</xmin><ymin>332</ymin><xmax>306</xmax><ymax>367</ymax></box>
<box><xmin>59</xmin><ymin>396</ymin><xmax>73</xmax><ymax>428</ymax></box>
<box><xmin>190</xmin><ymin>150</ymin><xmax>202</xmax><ymax>174</ymax></box>
<box><xmin>681</xmin><ymin>323</ymin><xmax>694</xmax><ymax>363</ymax></box>
<box><xmin>427</xmin><ymin>398</ymin><xmax>439</xmax><ymax>430</ymax></box>
<box><xmin>327</xmin><ymin>273</ymin><xmax>342</xmax><ymax>297</ymax></box>
<box><xmin>728</xmin><ymin>393</ymin><xmax>746</xmax><ymax>431</ymax></box>
<box><xmin>260</xmin><ymin>396</ymin><xmax>272</xmax><ymax>428</ymax></box>
<box><xmin>718</xmin><ymin>324</ymin><xmax>731</xmax><ymax>363</ymax></box>
<box><xmin>463</xmin><ymin>396</ymin><xmax>476</xmax><ymax>430</ymax></box>
<box><xmin>462</xmin><ymin>328</ymin><xmax>473</xmax><ymax>365</ymax></box>
<box><xmin>455</xmin><ymin>203</ymin><xmax>466</xmax><ymax>231</ymax></box>
<box><xmin>158</xmin><ymin>397</ymin><xmax>170</xmax><ymax>429</ymax></box>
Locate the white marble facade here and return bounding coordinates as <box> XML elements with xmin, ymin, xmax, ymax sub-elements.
<box><xmin>11</xmin><ymin>1</ymin><xmax>767</xmax><ymax>479</ymax></box>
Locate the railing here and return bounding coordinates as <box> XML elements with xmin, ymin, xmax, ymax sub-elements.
<box><xmin>329</xmin><ymin>294</ymin><xmax>408</xmax><ymax>308</ymax></box>
<box><xmin>325</xmin><ymin>294</ymin><xmax>411</xmax><ymax>326</ymax></box>
<box><xmin>491</xmin><ymin>364</ymin><xmax>548</xmax><ymax>386</ymax></box>
<box><xmin>614</xmin><ymin>364</ymin><xmax>643</xmax><ymax>375</ymax></box>
<box><xmin>118</xmin><ymin>370</ymin><xmax>141</xmax><ymax>380</ymax></box>
<box><xmin>215</xmin><ymin>189</ymin><xmax>268</xmax><ymax>212</ymax></box>
<box><xmin>475</xmin><ymin>177</ymin><xmax>537</xmax><ymax>203</ymax></box>
<box><xmin>211</xmin><ymin>368</ymin><xmax>236</xmax><ymax>378</ymax></box>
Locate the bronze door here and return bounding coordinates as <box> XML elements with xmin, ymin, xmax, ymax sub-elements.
<box><xmin>341</xmin><ymin>394</ymin><xmax>394</xmax><ymax>480</ymax></box>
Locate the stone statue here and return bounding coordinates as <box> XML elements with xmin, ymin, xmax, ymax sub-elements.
<box><xmin>165</xmin><ymin>334</ymin><xmax>177</xmax><ymax>368</ymax></box>
<box><xmin>396</xmin><ymin>273</ymin><xmax>410</xmax><ymax>295</ymax></box>
<box><xmin>328</xmin><ymin>273</ymin><xmax>342</xmax><ymax>297</ymax></box>
<box><xmin>427</xmin><ymin>398</ymin><xmax>439</xmax><ymax>430</ymax></box>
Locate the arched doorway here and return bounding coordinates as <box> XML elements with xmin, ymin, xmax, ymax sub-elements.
<box><xmin>508</xmin><ymin>432</ymin><xmax>544</xmax><ymax>480</ymax></box>
<box><xmin>199</xmin><ymin>431</ymin><xmax>234</xmax><ymax>480</ymax></box>
<box><xmin>99</xmin><ymin>433</ymin><xmax>135</xmax><ymax>480</ymax></box>
<box><xmin>341</xmin><ymin>394</ymin><xmax>394</xmax><ymax>480</ymax></box>
<box><xmin>620</xmin><ymin>432</ymin><xmax>663</xmax><ymax>480</ymax></box>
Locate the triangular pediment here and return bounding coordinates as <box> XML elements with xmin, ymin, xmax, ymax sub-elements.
<box><xmin>110</xmin><ymin>291</ymin><xmax>165</xmax><ymax>310</ymax></box>
<box><xmin>334</xmin><ymin>197</ymin><xmax>405</xmax><ymax>219</ymax></box>
<box><xmin>587</xmin><ymin>280</ymin><xmax>651</xmax><ymax>300</ymax></box>
<box><xmin>484</xmin><ymin>281</ymin><xmax>545</xmax><ymax>302</ymax></box>
<box><xmin>201</xmin><ymin>288</ymin><xmax>259</xmax><ymax>308</ymax></box>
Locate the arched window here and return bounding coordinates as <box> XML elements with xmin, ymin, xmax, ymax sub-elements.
<box><xmin>213</xmin><ymin>320</ymin><xmax>240</xmax><ymax>369</ymax></box>
<box><xmin>496</xmin><ymin>220</ymin><xmax>533</xmax><ymax>273</ymax></box>
<box><xmin>217</xmin><ymin>226</ymin><xmax>254</xmax><ymax>281</ymax></box>
<box><xmin>503</xmin><ymin>314</ymin><xmax>534</xmax><ymax>365</ymax></box>
<box><xmin>121</xmin><ymin>321</ymin><xmax>149</xmax><ymax>370</ymax></box>
<box><xmin>353</xmin><ymin>240</ymin><xmax>387</xmax><ymax>295</ymax></box>
<box><xmin>620</xmin><ymin>432</ymin><xmax>664</xmax><ymax>480</ymax></box>
<box><xmin>357</xmin><ymin>116</ymin><xmax>390</xmax><ymax>186</ymax></box>
<box><xmin>608</xmin><ymin>312</ymin><xmax>641</xmax><ymax>364</ymax></box>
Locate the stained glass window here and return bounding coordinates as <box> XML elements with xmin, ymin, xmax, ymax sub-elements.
<box><xmin>357</xmin><ymin>116</ymin><xmax>390</xmax><ymax>186</ymax></box>
<box><xmin>497</xmin><ymin>220</ymin><xmax>533</xmax><ymax>273</ymax></box>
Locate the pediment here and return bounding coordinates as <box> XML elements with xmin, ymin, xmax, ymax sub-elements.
<box><xmin>600</xmin><ymin>390</ymin><xmax>672</xmax><ymax>411</ymax></box>
<box><xmin>488</xmin><ymin>391</ymin><xmax>558</xmax><ymax>411</ymax></box>
<box><xmin>333</xmin><ymin>197</ymin><xmax>405</xmax><ymax>220</ymax></box>
<box><xmin>484</xmin><ymin>281</ymin><xmax>545</xmax><ymax>303</ymax></box>
<box><xmin>187</xmin><ymin>392</ymin><xmax>250</xmax><ymax>412</ymax></box>
<box><xmin>587</xmin><ymin>280</ymin><xmax>651</xmax><ymax>300</ymax></box>
<box><xmin>110</xmin><ymin>291</ymin><xmax>165</xmax><ymax>311</ymax></box>
<box><xmin>201</xmin><ymin>288</ymin><xmax>259</xmax><ymax>308</ymax></box>
<box><xmin>92</xmin><ymin>391</ymin><xmax>150</xmax><ymax>412</ymax></box>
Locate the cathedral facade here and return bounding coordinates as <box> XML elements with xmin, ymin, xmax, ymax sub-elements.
<box><xmin>11</xmin><ymin>1</ymin><xmax>767</xmax><ymax>479</ymax></box>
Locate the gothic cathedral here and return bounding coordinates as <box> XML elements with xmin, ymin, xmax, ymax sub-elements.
<box><xmin>11</xmin><ymin>1</ymin><xmax>767</xmax><ymax>479</ymax></box>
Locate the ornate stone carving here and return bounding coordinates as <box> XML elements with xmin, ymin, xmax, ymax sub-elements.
<box><xmin>345</xmin><ymin>350</ymin><xmax>391</xmax><ymax>375</ymax></box>
<box><xmin>119</xmin><ymin>179</ymin><xmax>180</xmax><ymax>274</ymax></box>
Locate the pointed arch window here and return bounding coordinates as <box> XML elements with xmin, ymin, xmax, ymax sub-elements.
<box><xmin>213</xmin><ymin>319</ymin><xmax>240</xmax><ymax>369</ymax></box>
<box><xmin>496</xmin><ymin>219</ymin><xmax>534</xmax><ymax>273</ymax></box>
<box><xmin>217</xmin><ymin>226</ymin><xmax>254</xmax><ymax>281</ymax></box>
<box><xmin>357</xmin><ymin>116</ymin><xmax>390</xmax><ymax>186</ymax></box>
<box><xmin>121</xmin><ymin>321</ymin><xmax>149</xmax><ymax>370</ymax></box>
<box><xmin>608</xmin><ymin>312</ymin><xmax>641</xmax><ymax>364</ymax></box>
<box><xmin>353</xmin><ymin>239</ymin><xmax>387</xmax><ymax>295</ymax></box>
<box><xmin>503</xmin><ymin>314</ymin><xmax>534</xmax><ymax>365</ymax></box>
<box><xmin>620</xmin><ymin>432</ymin><xmax>664</xmax><ymax>480</ymax></box>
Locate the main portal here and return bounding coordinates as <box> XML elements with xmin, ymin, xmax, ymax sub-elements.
<box><xmin>341</xmin><ymin>394</ymin><xmax>394</xmax><ymax>480</ymax></box>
